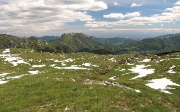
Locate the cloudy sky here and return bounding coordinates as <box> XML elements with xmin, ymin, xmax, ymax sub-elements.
<box><xmin>0</xmin><ymin>0</ymin><xmax>180</xmax><ymax>38</ymax></box>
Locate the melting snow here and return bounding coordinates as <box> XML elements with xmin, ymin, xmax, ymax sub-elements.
<box><xmin>5</xmin><ymin>57</ymin><xmax>29</xmax><ymax>66</ymax></box>
<box><xmin>0</xmin><ymin>73</ymin><xmax>28</xmax><ymax>85</ymax></box>
<box><xmin>82</xmin><ymin>63</ymin><xmax>98</xmax><ymax>67</ymax></box>
<box><xmin>50</xmin><ymin>64</ymin><xmax>56</xmax><ymax>67</ymax></box>
<box><xmin>109</xmin><ymin>58</ymin><xmax>117</xmax><ymax>62</ymax></box>
<box><xmin>167</xmin><ymin>65</ymin><xmax>176</xmax><ymax>73</ymax></box>
<box><xmin>54</xmin><ymin>66</ymin><xmax>89</xmax><ymax>70</ymax></box>
<box><xmin>135</xmin><ymin>89</ymin><xmax>141</xmax><ymax>93</ymax></box>
<box><xmin>109</xmin><ymin>76</ymin><xmax>117</xmax><ymax>80</ymax></box>
<box><xmin>7</xmin><ymin>74</ymin><xmax>27</xmax><ymax>79</ymax></box>
<box><xmin>29</xmin><ymin>70</ymin><xmax>39</xmax><ymax>75</ymax></box>
<box><xmin>82</xmin><ymin>63</ymin><xmax>91</xmax><ymax>67</ymax></box>
<box><xmin>129</xmin><ymin>65</ymin><xmax>155</xmax><ymax>80</ymax></box>
<box><xmin>0</xmin><ymin>80</ymin><xmax>8</xmax><ymax>84</ymax></box>
<box><xmin>0</xmin><ymin>73</ymin><xmax>9</xmax><ymax>77</ymax></box>
<box><xmin>2</xmin><ymin>49</ymin><xmax>10</xmax><ymax>54</ymax></box>
<box><xmin>146</xmin><ymin>78</ymin><xmax>180</xmax><ymax>94</ymax></box>
<box><xmin>1</xmin><ymin>49</ymin><xmax>29</xmax><ymax>66</ymax></box>
<box><xmin>140</xmin><ymin>59</ymin><xmax>151</xmax><ymax>62</ymax></box>
<box><xmin>127</xmin><ymin>63</ymin><xmax>134</xmax><ymax>65</ymax></box>
<box><xmin>32</xmin><ymin>65</ymin><xmax>46</xmax><ymax>68</ymax></box>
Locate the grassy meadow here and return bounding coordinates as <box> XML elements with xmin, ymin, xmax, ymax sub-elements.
<box><xmin>0</xmin><ymin>48</ymin><xmax>180</xmax><ymax>111</ymax></box>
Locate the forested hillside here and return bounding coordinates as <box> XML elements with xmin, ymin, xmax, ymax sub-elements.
<box><xmin>118</xmin><ymin>34</ymin><xmax>180</xmax><ymax>54</ymax></box>
<box><xmin>52</xmin><ymin>33</ymin><xmax>117</xmax><ymax>53</ymax></box>
<box><xmin>0</xmin><ymin>33</ymin><xmax>180</xmax><ymax>54</ymax></box>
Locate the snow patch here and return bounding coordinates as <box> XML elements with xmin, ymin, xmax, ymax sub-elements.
<box><xmin>129</xmin><ymin>65</ymin><xmax>155</xmax><ymax>80</ymax></box>
<box><xmin>0</xmin><ymin>80</ymin><xmax>8</xmax><ymax>84</ymax></box>
<box><xmin>32</xmin><ymin>65</ymin><xmax>46</xmax><ymax>68</ymax></box>
<box><xmin>0</xmin><ymin>73</ymin><xmax>9</xmax><ymax>77</ymax></box>
<box><xmin>1</xmin><ymin>49</ymin><xmax>29</xmax><ymax>66</ymax></box>
<box><xmin>167</xmin><ymin>65</ymin><xmax>176</xmax><ymax>73</ymax></box>
<box><xmin>54</xmin><ymin>66</ymin><xmax>89</xmax><ymax>70</ymax></box>
<box><xmin>135</xmin><ymin>89</ymin><xmax>141</xmax><ymax>93</ymax></box>
<box><xmin>140</xmin><ymin>59</ymin><xmax>151</xmax><ymax>62</ymax></box>
<box><xmin>109</xmin><ymin>76</ymin><xmax>117</xmax><ymax>80</ymax></box>
<box><xmin>146</xmin><ymin>78</ymin><xmax>180</xmax><ymax>94</ymax></box>
<box><xmin>2</xmin><ymin>49</ymin><xmax>10</xmax><ymax>54</ymax></box>
<box><xmin>109</xmin><ymin>58</ymin><xmax>117</xmax><ymax>62</ymax></box>
<box><xmin>82</xmin><ymin>63</ymin><xmax>91</xmax><ymax>67</ymax></box>
<box><xmin>127</xmin><ymin>63</ymin><xmax>134</xmax><ymax>65</ymax></box>
<box><xmin>29</xmin><ymin>70</ymin><xmax>39</xmax><ymax>75</ymax></box>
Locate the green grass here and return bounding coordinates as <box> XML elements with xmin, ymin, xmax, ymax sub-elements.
<box><xmin>0</xmin><ymin>48</ymin><xmax>180</xmax><ymax>111</ymax></box>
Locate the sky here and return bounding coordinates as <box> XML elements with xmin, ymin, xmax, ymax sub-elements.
<box><xmin>0</xmin><ymin>0</ymin><xmax>180</xmax><ymax>38</ymax></box>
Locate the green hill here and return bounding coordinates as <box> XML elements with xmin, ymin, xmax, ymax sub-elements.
<box><xmin>118</xmin><ymin>34</ymin><xmax>180</xmax><ymax>54</ymax></box>
<box><xmin>52</xmin><ymin>33</ymin><xmax>117</xmax><ymax>53</ymax></box>
<box><xmin>1</xmin><ymin>33</ymin><xmax>180</xmax><ymax>54</ymax></box>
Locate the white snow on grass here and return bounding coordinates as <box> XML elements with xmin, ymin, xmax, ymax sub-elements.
<box><xmin>135</xmin><ymin>89</ymin><xmax>141</xmax><ymax>93</ymax></box>
<box><xmin>0</xmin><ymin>73</ymin><xmax>27</xmax><ymax>85</ymax></box>
<box><xmin>7</xmin><ymin>74</ymin><xmax>27</xmax><ymax>79</ymax></box>
<box><xmin>32</xmin><ymin>64</ymin><xmax>46</xmax><ymax>68</ymax></box>
<box><xmin>82</xmin><ymin>63</ymin><xmax>91</xmax><ymax>67</ymax></box>
<box><xmin>0</xmin><ymin>73</ymin><xmax>9</xmax><ymax>77</ymax></box>
<box><xmin>1</xmin><ymin>49</ymin><xmax>29</xmax><ymax>66</ymax></box>
<box><xmin>140</xmin><ymin>59</ymin><xmax>151</xmax><ymax>62</ymax></box>
<box><xmin>29</xmin><ymin>70</ymin><xmax>39</xmax><ymax>75</ymax></box>
<box><xmin>2</xmin><ymin>49</ymin><xmax>10</xmax><ymax>54</ymax></box>
<box><xmin>127</xmin><ymin>63</ymin><xmax>134</xmax><ymax>65</ymax></box>
<box><xmin>5</xmin><ymin>57</ymin><xmax>29</xmax><ymax>66</ymax></box>
<box><xmin>109</xmin><ymin>76</ymin><xmax>117</xmax><ymax>80</ymax></box>
<box><xmin>0</xmin><ymin>80</ymin><xmax>8</xmax><ymax>84</ymax></box>
<box><xmin>146</xmin><ymin>78</ymin><xmax>180</xmax><ymax>94</ymax></box>
<box><xmin>54</xmin><ymin>66</ymin><xmax>90</xmax><ymax>70</ymax></box>
<box><xmin>51</xmin><ymin>58</ymin><xmax>75</xmax><ymax>66</ymax></box>
<box><xmin>50</xmin><ymin>64</ymin><xmax>56</xmax><ymax>67</ymax></box>
<box><xmin>109</xmin><ymin>58</ymin><xmax>117</xmax><ymax>62</ymax></box>
<box><xmin>167</xmin><ymin>65</ymin><xmax>176</xmax><ymax>73</ymax></box>
<box><xmin>129</xmin><ymin>65</ymin><xmax>155</xmax><ymax>80</ymax></box>
<box><xmin>0</xmin><ymin>72</ymin><xmax>40</xmax><ymax>85</ymax></box>
<box><xmin>82</xmin><ymin>63</ymin><xmax>99</xmax><ymax>67</ymax></box>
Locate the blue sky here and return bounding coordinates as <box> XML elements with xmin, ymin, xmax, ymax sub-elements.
<box><xmin>0</xmin><ymin>0</ymin><xmax>180</xmax><ymax>38</ymax></box>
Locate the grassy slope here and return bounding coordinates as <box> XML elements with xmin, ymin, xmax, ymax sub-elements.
<box><xmin>0</xmin><ymin>48</ymin><xmax>179</xmax><ymax>111</ymax></box>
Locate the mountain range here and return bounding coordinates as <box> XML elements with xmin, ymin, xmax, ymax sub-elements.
<box><xmin>1</xmin><ymin>33</ymin><xmax>180</xmax><ymax>54</ymax></box>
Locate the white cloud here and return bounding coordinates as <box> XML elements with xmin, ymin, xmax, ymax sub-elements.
<box><xmin>114</xmin><ymin>2</ymin><xmax>120</xmax><ymax>6</ymax></box>
<box><xmin>103</xmin><ymin>12</ymin><xmax>141</xmax><ymax>19</ymax></box>
<box><xmin>104</xmin><ymin>13</ymin><xmax>124</xmax><ymax>19</ymax></box>
<box><xmin>175</xmin><ymin>1</ymin><xmax>180</xmax><ymax>5</ymax></box>
<box><xmin>45</xmin><ymin>0</ymin><xmax>107</xmax><ymax>11</ymax></box>
<box><xmin>124</xmin><ymin>12</ymin><xmax>141</xmax><ymax>18</ymax></box>
<box><xmin>86</xmin><ymin>5</ymin><xmax>180</xmax><ymax>28</ymax></box>
<box><xmin>130</xmin><ymin>3</ymin><xmax>143</xmax><ymax>7</ymax></box>
<box><xmin>0</xmin><ymin>0</ymin><xmax>107</xmax><ymax>35</ymax></box>
<box><xmin>89</xmin><ymin>28</ymin><xmax>180</xmax><ymax>32</ymax></box>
